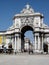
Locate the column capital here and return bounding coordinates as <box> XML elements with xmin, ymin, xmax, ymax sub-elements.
<box><xmin>15</xmin><ymin>34</ymin><xmax>21</xmax><ymax>38</ymax></box>
<box><xmin>15</xmin><ymin>34</ymin><xmax>20</xmax><ymax>36</ymax></box>
<box><xmin>34</xmin><ymin>33</ymin><xmax>39</xmax><ymax>36</ymax></box>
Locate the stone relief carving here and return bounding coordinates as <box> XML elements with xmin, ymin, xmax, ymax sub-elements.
<box><xmin>21</xmin><ymin>17</ymin><xmax>34</xmax><ymax>25</ymax></box>
<box><xmin>20</xmin><ymin>17</ymin><xmax>34</xmax><ymax>29</ymax></box>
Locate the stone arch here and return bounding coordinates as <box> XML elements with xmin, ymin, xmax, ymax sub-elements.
<box><xmin>21</xmin><ymin>25</ymin><xmax>34</xmax><ymax>52</ymax></box>
<box><xmin>21</xmin><ymin>25</ymin><xmax>33</xmax><ymax>33</ymax></box>
<box><xmin>20</xmin><ymin>23</ymin><xmax>34</xmax><ymax>32</ymax></box>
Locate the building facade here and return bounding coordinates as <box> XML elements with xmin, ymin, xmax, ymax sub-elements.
<box><xmin>0</xmin><ymin>4</ymin><xmax>49</xmax><ymax>53</ymax></box>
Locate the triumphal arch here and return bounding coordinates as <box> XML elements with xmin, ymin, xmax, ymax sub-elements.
<box><xmin>0</xmin><ymin>4</ymin><xmax>49</xmax><ymax>53</ymax></box>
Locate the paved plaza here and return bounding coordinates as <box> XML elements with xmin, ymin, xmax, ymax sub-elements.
<box><xmin>0</xmin><ymin>53</ymin><xmax>49</xmax><ymax>65</ymax></box>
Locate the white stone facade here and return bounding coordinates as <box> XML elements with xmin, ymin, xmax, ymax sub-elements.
<box><xmin>0</xmin><ymin>4</ymin><xmax>49</xmax><ymax>53</ymax></box>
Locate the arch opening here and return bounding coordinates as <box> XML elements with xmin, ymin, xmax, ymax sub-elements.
<box><xmin>21</xmin><ymin>25</ymin><xmax>34</xmax><ymax>52</ymax></box>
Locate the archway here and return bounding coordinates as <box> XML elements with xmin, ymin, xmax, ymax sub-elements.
<box><xmin>21</xmin><ymin>25</ymin><xmax>34</xmax><ymax>52</ymax></box>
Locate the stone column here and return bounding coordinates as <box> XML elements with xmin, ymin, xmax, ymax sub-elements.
<box><xmin>12</xmin><ymin>37</ymin><xmax>14</xmax><ymax>49</ymax></box>
<box><xmin>34</xmin><ymin>34</ymin><xmax>37</xmax><ymax>51</ymax></box>
<box><xmin>38</xmin><ymin>35</ymin><xmax>40</xmax><ymax>51</ymax></box>
<box><xmin>16</xmin><ymin>35</ymin><xmax>21</xmax><ymax>52</ymax></box>
<box><xmin>41</xmin><ymin>34</ymin><xmax>43</xmax><ymax>51</ymax></box>
<box><xmin>14</xmin><ymin>34</ymin><xmax>17</xmax><ymax>54</ymax></box>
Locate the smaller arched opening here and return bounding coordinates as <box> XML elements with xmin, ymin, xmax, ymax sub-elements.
<box><xmin>21</xmin><ymin>25</ymin><xmax>34</xmax><ymax>52</ymax></box>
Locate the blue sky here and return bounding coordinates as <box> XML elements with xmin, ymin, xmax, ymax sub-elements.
<box><xmin>0</xmin><ymin>0</ymin><xmax>49</xmax><ymax>43</ymax></box>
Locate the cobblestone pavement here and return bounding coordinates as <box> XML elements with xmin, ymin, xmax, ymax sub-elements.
<box><xmin>0</xmin><ymin>53</ymin><xmax>49</xmax><ymax>65</ymax></box>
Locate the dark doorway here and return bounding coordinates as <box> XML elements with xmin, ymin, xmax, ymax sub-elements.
<box><xmin>43</xmin><ymin>43</ymin><xmax>48</xmax><ymax>53</ymax></box>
